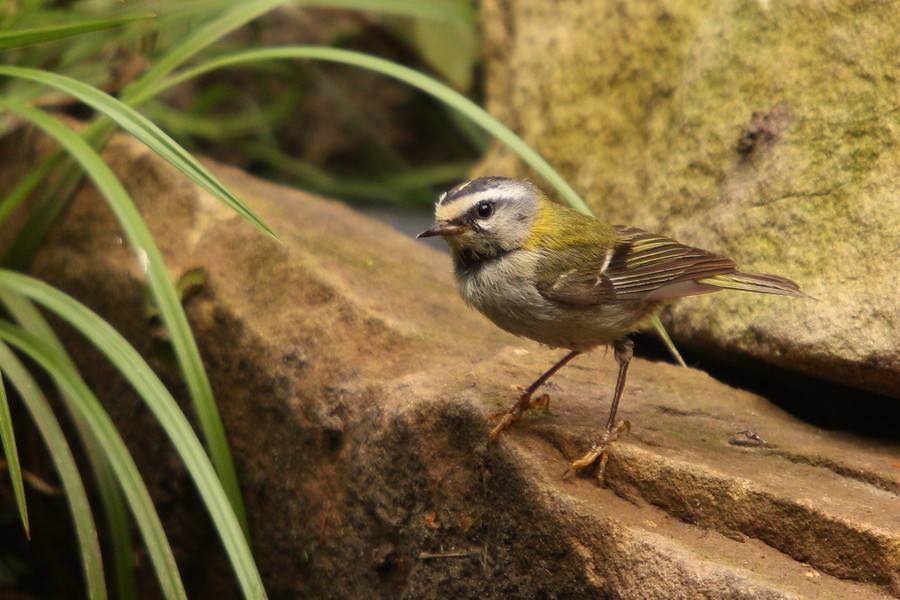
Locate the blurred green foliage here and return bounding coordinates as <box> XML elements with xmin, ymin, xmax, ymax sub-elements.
<box><xmin>1</xmin><ymin>0</ymin><xmax>484</xmax><ymax>206</ymax></box>
<box><xmin>0</xmin><ymin>1</ymin><xmax>483</xmax><ymax>598</ymax></box>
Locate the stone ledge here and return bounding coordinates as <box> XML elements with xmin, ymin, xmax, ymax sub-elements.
<box><xmin>2</xmin><ymin>129</ymin><xmax>897</xmax><ymax>598</ymax></box>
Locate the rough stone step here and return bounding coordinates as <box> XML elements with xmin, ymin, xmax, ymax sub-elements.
<box><xmin>2</xmin><ymin>129</ymin><xmax>897</xmax><ymax>598</ymax></box>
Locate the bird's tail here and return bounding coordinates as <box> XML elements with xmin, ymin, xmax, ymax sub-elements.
<box><xmin>697</xmin><ymin>271</ymin><xmax>811</xmax><ymax>298</ymax></box>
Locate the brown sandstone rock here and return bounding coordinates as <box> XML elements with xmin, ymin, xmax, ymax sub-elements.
<box><xmin>1</xmin><ymin>130</ymin><xmax>898</xmax><ymax>598</ymax></box>
<box><xmin>477</xmin><ymin>0</ymin><xmax>900</xmax><ymax>398</ymax></box>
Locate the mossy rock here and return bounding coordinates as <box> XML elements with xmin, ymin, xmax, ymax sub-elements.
<box><xmin>478</xmin><ymin>0</ymin><xmax>899</xmax><ymax>398</ymax></box>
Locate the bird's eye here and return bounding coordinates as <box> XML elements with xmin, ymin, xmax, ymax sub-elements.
<box><xmin>475</xmin><ymin>202</ymin><xmax>494</xmax><ymax>219</ymax></box>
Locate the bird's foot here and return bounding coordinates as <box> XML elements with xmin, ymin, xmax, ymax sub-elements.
<box><xmin>487</xmin><ymin>392</ymin><xmax>551</xmax><ymax>441</ymax></box>
<box><xmin>563</xmin><ymin>420</ymin><xmax>631</xmax><ymax>481</ymax></box>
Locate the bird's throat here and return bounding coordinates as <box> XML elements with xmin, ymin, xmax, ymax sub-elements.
<box><xmin>452</xmin><ymin>246</ymin><xmax>512</xmax><ymax>269</ymax></box>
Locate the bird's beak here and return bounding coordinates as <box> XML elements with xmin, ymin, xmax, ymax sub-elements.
<box><xmin>416</xmin><ymin>220</ymin><xmax>470</xmax><ymax>238</ymax></box>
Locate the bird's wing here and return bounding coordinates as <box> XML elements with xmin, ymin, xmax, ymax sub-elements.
<box><xmin>537</xmin><ymin>225</ymin><xmax>737</xmax><ymax>305</ymax></box>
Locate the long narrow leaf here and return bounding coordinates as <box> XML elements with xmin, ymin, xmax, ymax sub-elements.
<box><xmin>0</xmin><ymin>0</ymin><xmax>292</xmax><ymax>246</ymax></box>
<box><xmin>650</xmin><ymin>314</ymin><xmax>686</xmax><ymax>367</ymax></box>
<box><xmin>1</xmin><ymin>291</ymin><xmax>136</xmax><ymax>598</ymax></box>
<box><xmin>245</xmin><ymin>140</ymin><xmax>472</xmax><ymax>204</ymax></box>
<box><xmin>0</xmin><ymin>14</ymin><xmax>156</xmax><ymax>52</ymax></box>
<box><xmin>0</xmin><ymin>100</ymin><xmax>248</xmax><ymax>532</ymax></box>
<box><xmin>0</xmin><ymin>341</ymin><xmax>107</xmax><ymax>600</ymax></box>
<box><xmin>95</xmin><ymin>451</ymin><xmax>137</xmax><ymax>600</ymax></box>
<box><xmin>0</xmin><ymin>0</ymin><xmax>472</xmax><ymax>246</ymax></box>
<box><xmin>121</xmin><ymin>0</ymin><xmax>473</xmax><ymax>106</ymax></box>
<box><xmin>0</xmin><ymin>155</ymin><xmax>57</xmax><ymax>227</ymax></box>
<box><xmin>0</xmin><ymin>66</ymin><xmax>276</xmax><ymax>241</ymax></box>
<box><xmin>0</xmin><ymin>321</ymin><xmax>186</xmax><ymax>600</ymax></box>
<box><xmin>0</xmin><ymin>0</ymin><xmax>289</xmax><ymax>256</ymax></box>
<box><xmin>119</xmin><ymin>0</ymin><xmax>290</xmax><ymax>105</ymax></box>
<box><xmin>0</xmin><ymin>363</ymin><xmax>28</xmax><ymax>537</ymax></box>
<box><xmin>0</xmin><ymin>157</ymin><xmax>87</xmax><ymax>272</ymax></box>
<box><xmin>0</xmin><ymin>271</ymin><xmax>267</xmax><ymax>599</ymax></box>
<box><xmin>148</xmin><ymin>46</ymin><xmax>591</xmax><ymax>213</ymax></box>
<box><xmin>153</xmin><ymin>47</ymin><xmax>692</xmax><ymax>361</ymax></box>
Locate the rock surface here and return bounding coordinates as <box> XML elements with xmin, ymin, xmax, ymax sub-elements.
<box><xmin>478</xmin><ymin>0</ymin><xmax>900</xmax><ymax>398</ymax></box>
<box><xmin>1</xmin><ymin>130</ymin><xmax>897</xmax><ymax>598</ymax></box>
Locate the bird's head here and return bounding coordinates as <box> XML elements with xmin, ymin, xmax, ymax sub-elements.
<box><xmin>417</xmin><ymin>177</ymin><xmax>540</xmax><ymax>264</ymax></box>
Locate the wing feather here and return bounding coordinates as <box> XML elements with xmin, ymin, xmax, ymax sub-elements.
<box><xmin>538</xmin><ymin>225</ymin><xmax>737</xmax><ymax>305</ymax></box>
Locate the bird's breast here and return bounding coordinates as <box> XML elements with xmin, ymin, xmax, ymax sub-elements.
<box><xmin>454</xmin><ymin>250</ymin><xmax>658</xmax><ymax>351</ymax></box>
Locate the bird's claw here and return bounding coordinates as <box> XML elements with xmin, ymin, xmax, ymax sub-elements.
<box><xmin>487</xmin><ymin>413</ymin><xmax>517</xmax><ymax>441</ymax></box>
<box><xmin>562</xmin><ymin>420</ymin><xmax>631</xmax><ymax>481</ymax></box>
<box><xmin>486</xmin><ymin>393</ymin><xmax>551</xmax><ymax>441</ymax></box>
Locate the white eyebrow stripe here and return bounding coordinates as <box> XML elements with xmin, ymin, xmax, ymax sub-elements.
<box><xmin>435</xmin><ymin>189</ymin><xmax>519</xmax><ymax>222</ymax></box>
<box><xmin>441</xmin><ymin>187</ymin><xmax>518</xmax><ymax>208</ymax></box>
<box><xmin>438</xmin><ymin>176</ymin><xmax>523</xmax><ymax>206</ymax></box>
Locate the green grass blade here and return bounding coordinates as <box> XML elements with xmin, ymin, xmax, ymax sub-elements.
<box><xmin>0</xmin><ymin>155</ymin><xmax>57</xmax><ymax>228</ymax></box>
<box><xmin>0</xmin><ymin>340</ymin><xmax>107</xmax><ymax>599</ymax></box>
<box><xmin>0</xmin><ymin>14</ymin><xmax>156</xmax><ymax>51</ymax></box>
<box><xmin>0</xmin><ymin>0</ymin><xmax>472</xmax><ymax>246</ymax></box>
<box><xmin>0</xmin><ymin>0</ymin><xmax>293</xmax><ymax>244</ymax></box>
<box><xmin>0</xmin><ymin>157</ymin><xmax>86</xmax><ymax>271</ymax></box>
<box><xmin>0</xmin><ymin>291</ymin><xmax>136</xmax><ymax>598</ymax></box>
<box><xmin>306</xmin><ymin>0</ymin><xmax>474</xmax><ymax>21</ymax></box>
<box><xmin>176</xmin><ymin>47</ymin><xmax>687</xmax><ymax>363</ymax></box>
<box><xmin>245</xmin><ymin>140</ymin><xmax>472</xmax><ymax>204</ymax></box>
<box><xmin>121</xmin><ymin>0</ymin><xmax>473</xmax><ymax>106</ymax></box>
<box><xmin>153</xmin><ymin>46</ymin><xmax>689</xmax><ymax>364</ymax></box>
<box><xmin>149</xmin><ymin>46</ymin><xmax>591</xmax><ymax>213</ymax></box>
<box><xmin>0</xmin><ymin>0</ymin><xmax>292</xmax><ymax>255</ymax></box>
<box><xmin>1</xmin><ymin>291</ymin><xmax>71</xmax><ymax>361</ymax></box>
<box><xmin>0</xmin><ymin>361</ymin><xmax>28</xmax><ymax>537</ymax></box>
<box><xmin>0</xmin><ymin>272</ymin><xmax>267</xmax><ymax>599</ymax></box>
<box><xmin>0</xmin><ymin>66</ymin><xmax>276</xmax><ymax>241</ymax></box>
<box><xmin>142</xmin><ymin>89</ymin><xmax>298</xmax><ymax>141</ymax></box>
<box><xmin>0</xmin><ymin>321</ymin><xmax>186</xmax><ymax>599</ymax></box>
<box><xmin>0</xmin><ymin>101</ymin><xmax>248</xmax><ymax>532</ymax></box>
<box><xmin>650</xmin><ymin>314</ymin><xmax>686</xmax><ymax>367</ymax></box>
<box><xmin>96</xmin><ymin>460</ymin><xmax>137</xmax><ymax>600</ymax></box>
<box><xmin>119</xmin><ymin>0</ymin><xmax>291</xmax><ymax>104</ymax></box>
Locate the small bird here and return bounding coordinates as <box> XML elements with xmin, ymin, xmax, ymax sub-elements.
<box><xmin>418</xmin><ymin>177</ymin><xmax>808</xmax><ymax>479</ymax></box>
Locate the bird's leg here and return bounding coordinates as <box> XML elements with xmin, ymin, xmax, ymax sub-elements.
<box><xmin>564</xmin><ymin>337</ymin><xmax>634</xmax><ymax>480</ymax></box>
<box><xmin>488</xmin><ymin>350</ymin><xmax>581</xmax><ymax>441</ymax></box>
